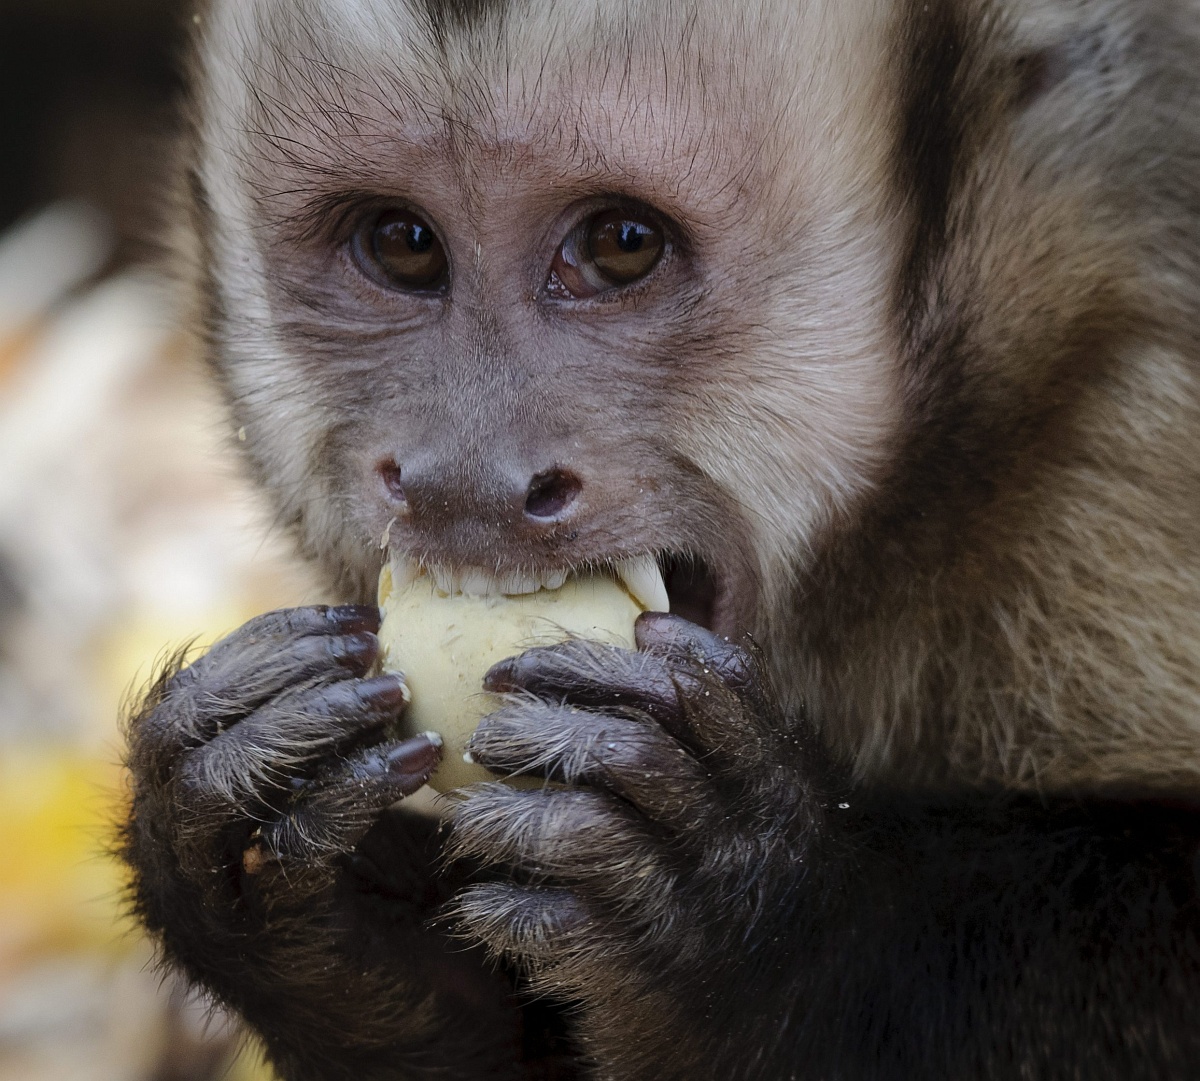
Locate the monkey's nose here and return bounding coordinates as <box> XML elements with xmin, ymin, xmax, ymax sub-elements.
<box><xmin>523</xmin><ymin>468</ymin><xmax>583</xmax><ymax>521</ymax></box>
<box><xmin>377</xmin><ymin>458</ymin><xmax>583</xmax><ymax>526</ymax></box>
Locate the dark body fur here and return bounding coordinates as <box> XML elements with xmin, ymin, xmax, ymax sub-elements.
<box><xmin>122</xmin><ymin>0</ymin><xmax>1200</xmax><ymax>1077</ymax></box>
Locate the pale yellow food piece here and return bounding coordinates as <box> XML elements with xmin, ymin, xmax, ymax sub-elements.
<box><xmin>377</xmin><ymin>567</ymin><xmax>645</xmax><ymax>791</ymax></box>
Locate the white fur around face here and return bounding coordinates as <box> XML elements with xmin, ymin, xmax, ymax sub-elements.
<box><xmin>193</xmin><ymin>0</ymin><xmax>904</xmax><ymax>607</ymax></box>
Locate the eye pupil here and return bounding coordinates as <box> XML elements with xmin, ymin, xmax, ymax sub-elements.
<box><xmin>366</xmin><ymin>210</ymin><xmax>448</xmax><ymax>291</ymax></box>
<box><xmin>585</xmin><ymin>210</ymin><xmax>664</xmax><ymax>286</ymax></box>
<box><xmin>617</xmin><ymin>223</ymin><xmax>645</xmax><ymax>253</ymax></box>
<box><xmin>407</xmin><ymin>225</ymin><xmax>434</xmax><ymax>254</ymax></box>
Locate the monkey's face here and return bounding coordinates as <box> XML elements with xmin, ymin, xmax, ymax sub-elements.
<box><xmin>193</xmin><ymin>0</ymin><xmax>903</xmax><ymax>642</ymax></box>
<box><xmin>191</xmin><ymin>0</ymin><xmax>1198</xmax><ymax>784</ymax></box>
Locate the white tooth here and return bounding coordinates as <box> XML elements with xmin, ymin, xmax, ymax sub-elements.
<box><xmin>459</xmin><ymin>568</ymin><xmax>497</xmax><ymax>597</ymax></box>
<box><xmin>500</xmin><ymin>572</ymin><xmax>541</xmax><ymax>596</ymax></box>
<box><xmin>542</xmin><ymin>569</ymin><xmax>568</xmax><ymax>591</ymax></box>
<box><xmin>379</xmin><ymin>517</ymin><xmax>395</xmax><ymax>551</ymax></box>
<box><xmin>429</xmin><ymin>564</ymin><xmax>456</xmax><ymax>596</ymax></box>
<box><xmin>615</xmin><ymin>556</ymin><xmax>669</xmax><ymax>613</ymax></box>
<box><xmin>389</xmin><ymin>553</ymin><xmax>420</xmax><ymax>590</ymax></box>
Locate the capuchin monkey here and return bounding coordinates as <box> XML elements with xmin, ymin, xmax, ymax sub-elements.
<box><xmin>121</xmin><ymin>0</ymin><xmax>1200</xmax><ymax>1077</ymax></box>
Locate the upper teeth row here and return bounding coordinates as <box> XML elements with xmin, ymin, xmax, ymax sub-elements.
<box><xmin>389</xmin><ymin>554</ymin><xmax>670</xmax><ymax>613</ymax></box>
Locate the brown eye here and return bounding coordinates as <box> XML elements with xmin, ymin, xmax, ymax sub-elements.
<box><xmin>547</xmin><ymin>208</ymin><xmax>668</xmax><ymax>299</ymax></box>
<box><xmin>586</xmin><ymin>210</ymin><xmax>664</xmax><ymax>285</ymax></box>
<box><xmin>368</xmin><ymin>209</ymin><xmax>448</xmax><ymax>290</ymax></box>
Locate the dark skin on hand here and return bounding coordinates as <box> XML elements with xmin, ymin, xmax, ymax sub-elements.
<box><xmin>122</xmin><ymin>605</ymin><xmax>521</xmax><ymax>1080</ymax></box>
<box><xmin>124</xmin><ymin>598</ymin><xmax>810</xmax><ymax>1080</ymax></box>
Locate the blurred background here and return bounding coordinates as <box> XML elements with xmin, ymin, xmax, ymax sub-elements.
<box><xmin>0</xmin><ymin>1</ymin><xmax>321</xmax><ymax>1077</ymax></box>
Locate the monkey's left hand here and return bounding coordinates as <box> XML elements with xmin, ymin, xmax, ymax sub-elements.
<box><xmin>451</xmin><ymin>613</ymin><xmax>826</xmax><ymax>1078</ymax></box>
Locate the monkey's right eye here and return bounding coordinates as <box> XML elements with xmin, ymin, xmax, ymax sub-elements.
<box><xmin>362</xmin><ymin>210</ymin><xmax>448</xmax><ymax>291</ymax></box>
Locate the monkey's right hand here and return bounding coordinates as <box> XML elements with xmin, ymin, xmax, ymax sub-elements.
<box><xmin>121</xmin><ymin>606</ymin><xmax>532</xmax><ymax>1081</ymax></box>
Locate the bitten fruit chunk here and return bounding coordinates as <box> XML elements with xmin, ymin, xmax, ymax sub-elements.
<box><xmin>377</xmin><ymin>564</ymin><xmax>649</xmax><ymax>791</ymax></box>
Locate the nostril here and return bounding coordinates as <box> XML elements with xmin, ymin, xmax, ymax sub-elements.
<box><xmin>525</xmin><ymin>469</ymin><xmax>582</xmax><ymax>521</ymax></box>
<box><xmin>378</xmin><ymin>459</ymin><xmax>407</xmax><ymax>505</ymax></box>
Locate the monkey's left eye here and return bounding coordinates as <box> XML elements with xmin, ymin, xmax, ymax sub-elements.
<box><xmin>360</xmin><ymin>209</ymin><xmax>449</xmax><ymax>291</ymax></box>
<box><xmin>548</xmin><ymin>209</ymin><xmax>666</xmax><ymax>299</ymax></box>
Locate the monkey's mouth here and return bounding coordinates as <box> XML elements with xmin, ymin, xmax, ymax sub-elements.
<box><xmin>383</xmin><ymin>551</ymin><xmax>724</xmax><ymax>632</ymax></box>
<box><xmin>660</xmin><ymin>552</ymin><xmax>721</xmax><ymax>630</ymax></box>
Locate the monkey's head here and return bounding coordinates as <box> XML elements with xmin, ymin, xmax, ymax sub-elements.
<box><xmin>185</xmin><ymin>0</ymin><xmax>1200</xmax><ymax>789</ymax></box>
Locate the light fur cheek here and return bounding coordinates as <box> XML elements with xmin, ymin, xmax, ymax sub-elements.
<box><xmin>218</xmin><ymin>350</ymin><xmax>342</xmax><ymax>537</ymax></box>
<box><xmin>691</xmin><ymin>354</ymin><xmax>899</xmax><ymax>634</ymax></box>
<box><xmin>219</xmin><ymin>348</ymin><xmax>383</xmax><ymax>599</ymax></box>
<box><xmin>201</xmin><ymin>218</ymin><xmax>364</xmax><ymax>582</ymax></box>
<box><xmin>193</xmin><ymin>9</ymin><xmax>350</xmax><ymax>569</ymax></box>
<box><xmin>681</xmin><ymin>231</ymin><xmax>903</xmax><ymax>609</ymax></box>
<box><xmin>203</xmin><ymin>199</ymin><xmax>324</xmax><ymax>537</ymax></box>
<box><xmin>672</xmin><ymin>0</ymin><xmax>902</xmax><ymax>609</ymax></box>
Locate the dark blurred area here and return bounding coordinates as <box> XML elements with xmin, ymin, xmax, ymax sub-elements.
<box><xmin>0</xmin><ymin>0</ymin><xmax>188</xmax><ymax>255</ymax></box>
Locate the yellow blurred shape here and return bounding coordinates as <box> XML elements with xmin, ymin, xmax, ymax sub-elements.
<box><xmin>0</xmin><ymin>611</ymin><xmax>279</xmax><ymax>1076</ymax></box>
<box><xmin>92</xmin><ymin>608</ymin><xmax>246</xmax><ymax>730</ymax></box>
<box><xmin>0</xmin><ymin>750</ymin><xmax>129</xmax><ymax>967</ymax></box>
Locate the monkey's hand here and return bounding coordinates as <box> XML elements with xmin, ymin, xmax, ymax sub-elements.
<box><xmin>452</xmin><ymin>613</ymin><xmax>825</xmax><ymax>1081</ymax></box>
<box><xmin>121</xmin><ymin>606</ymin><xmax>534</xmax><ymax>1081</ymax></box>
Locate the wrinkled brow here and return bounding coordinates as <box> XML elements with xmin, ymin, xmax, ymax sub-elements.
<box><xmin>237</xmin><ymin>28</ymin><xmax>771</xmax><ymax>232</ymax></box>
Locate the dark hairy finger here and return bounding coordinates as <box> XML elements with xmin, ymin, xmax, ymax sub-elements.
<box><xmin>251</xmin><ymin>736</ymin><xmax>443</xmax><ymax>877</ymax></box>
<box><xmin>483</xmin><ymin>639</ymin><xmax>683</xmax><ymax>723</ymax></box>
<box><xmin>482</xmin><ymin>625</ymin><xmax>775</xmax><ymax>771</ymax></box>
<box><xmin>449</xmin><ymin>785</ymin><xmax>673</xmax><ymax>908</ymax></box>
<box><xmin>469</xmin><ymin>701</ymin><xmax>713</xmax><ymax>832</ymax></box>
<box><xmin>131</xmin><ymin>614</ymin><xmax>384</xmax><ymax>782</ymax></box>
<box><xmin>176</xmin><ymin>618</ymin><xmax>382</xmax><ymax>714</ymax></box>
<box><xmin>632</xmin><ymin>613</ymin><xmax>784</xmax><ymax>769</ymax></box>
<box><xmin>213</xmin><ymin>604</ymin><xmax>380</xmax><ymax>652</ymax></box>
<box><xmin>635</xmin><ymin>612</ymin><xmax>761</xmax><ymax>694</ymax></box>
<box><xmin>174</xmin><ymin>605</ymin><xmax>380</xmax><ymax>690</ymax></box>
<box><xmin>450</xmin><ymin>883</ymin><xmax>591</xmax><ymax>968</ymax></box>
<box><xmin>173</xmin><ymin>675</ymin><xmax>411</xmax><ymax>821</ymax></box>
